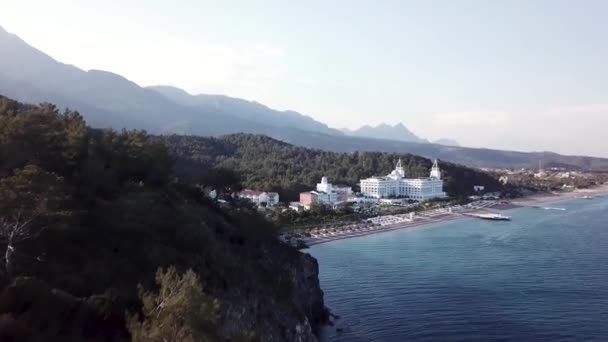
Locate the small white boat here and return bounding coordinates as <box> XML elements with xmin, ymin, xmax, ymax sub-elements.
<box><xmin>465</xmin><ymin>213</ymin><xmax>511</xmax><ymax>221</ymax></box>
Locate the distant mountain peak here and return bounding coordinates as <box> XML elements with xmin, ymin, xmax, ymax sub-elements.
<box><xmin>345</xmin><ymin>122</ymin><xmax>428</xmax><ymax>144</ymax></box>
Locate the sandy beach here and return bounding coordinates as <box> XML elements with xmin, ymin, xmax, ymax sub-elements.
<box><xmin>303</xmin><ymin>185</ymin><xmax>608</xmax><ymax>247</ymax></box>
<box><xmin>509</xmin><ymin>184</ymin><xmax>608</xmax><ymax>207</ymax></box>
<box><xmin>304</xmin><ymin>213</ymin><xmax>457</xmax><ymax>246</ymax></box>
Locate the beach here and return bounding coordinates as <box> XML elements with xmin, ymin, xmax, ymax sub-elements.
<box><xmin>303</xmin><ymin>185</ymin><xmax>608</xmax><ymax>247</ymax></box>
<box><xmin>305</xmin><ymin>213</ymin><xmax>458</xmax><ymax>246</ymax></box>
<box><xmin>509</xmin><ymin>184</ymin><xmax>608</xmax><ymax>206</ymax></box>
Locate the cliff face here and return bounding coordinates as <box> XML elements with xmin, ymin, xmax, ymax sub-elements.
<box><xmin>290</xmin><ymin>253</ymin><xmax>327</xmax><ymax>330</ymax></box>
<box><xmin>213</xmin><ymin>238</ymin><xmax>327</xmax><ymax>341</ymax></box>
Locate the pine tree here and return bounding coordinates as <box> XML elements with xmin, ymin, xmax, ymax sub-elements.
<box><xmin>127</xmin><ymin>266</ymin><xmax>221</xmax><ymax>342</ymax></box>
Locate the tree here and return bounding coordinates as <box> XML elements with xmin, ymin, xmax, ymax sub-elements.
<box><xmin>201</xmin><ymin>168</ymin><xmax>242</xmax><ymax>201</ymax></box>
<box><xmin>0</xmin><ymin>165</ymin><xmax>68</xmax><ymax>278</ymax></box>
<box><xmin>127</xmin><ymin>266</ymin><xmax>220</xmax><ymax>342</ymax></box>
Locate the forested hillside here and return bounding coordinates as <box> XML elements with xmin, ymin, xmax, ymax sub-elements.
<box><xmin>164</xmin><ymin>134</ymin><xmax>504</xmax><ymax>201</ymax></box>
<box><xmin>0</xmin><ymin>96</ymin><xmax>327</xmax><ymax>341</ymax></box>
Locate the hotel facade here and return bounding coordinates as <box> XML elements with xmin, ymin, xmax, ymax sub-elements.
<box><xmin>299</xmin><ymin>177</ymin><xmax>354</xmax><ymax>208</ymax></box>
<box><xmin>238</xmin><ymin>189</ymin><xmax>280</xmax><ymax>207</ymax></box>
<box><xmin>360</xmin><ymin>159</ymin><xmax>447</xmax><ymax>201</ymax></box>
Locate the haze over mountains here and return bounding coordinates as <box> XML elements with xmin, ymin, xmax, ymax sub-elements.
<box><xmin>1</xmin><ymin>25</ymin><xmax>608</xmax><ymax>170</ymax></box>
<box><xmin>0</xmin><ymin>25</ymin><xmax>339</xmax><ymax>137</ymax></box>
<box><xmin>341</xmin><ymin>123</ymin><xmax>427</xmax><ymax>144</ymax></box>
<box><xmin>147</xmin><ymin>85</ymin><xmax>343</xmax><ymax>135</ymax></box>
<box><xmin>434</xmin><ymin>138</ymin><xmax>460</xmax><ymax>147</ymax></box>
<box><xmin>341</xmin><ymin>123</ymin><xmax>461</xmax><ymax>147</ymax></box>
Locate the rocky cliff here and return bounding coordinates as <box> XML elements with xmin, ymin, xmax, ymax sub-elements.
<box><xmin>216</xmin><ymin>249</ymin><xmax>327</xmax><ymax>341</ymax></box>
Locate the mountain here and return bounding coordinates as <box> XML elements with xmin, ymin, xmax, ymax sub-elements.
<box><xmin>435</xmin><ymin>138</ymin><xmax>460</xmax><ymax>147</ymax></box>
<box><xmin>0</xmin><ymin>25</ymin><xmax>338</xmax><ymax>137</ymax></box>
<box><xmin>148</xmin><ymin>85</ymin><xmax>343</xmax><ymax>135</ymax></box>
<box><xmin>343</xmin><ymin>123</ymin><xmax>428</xmax><ymax>143</ymax></box>
<box><xmin>2</xmin><ymin>25</ymin><xmax>608</xmax><ymax>170</ymax></box>
<box><xmin>258</xmin><ymin>130</ymin><xmax>608</xmax><ymax>171</ymax></box>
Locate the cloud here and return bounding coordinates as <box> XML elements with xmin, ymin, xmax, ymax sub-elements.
<box><xmin>545</xmin><ymin>104</ymin><xmax>608</xmax><ymax>116</ymax></box>
<box><xmin>431</xmin><ymin>110</ymin><xmax>511</xmax><ymax>127</ymax></box>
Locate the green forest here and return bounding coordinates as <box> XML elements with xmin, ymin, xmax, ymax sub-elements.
<box><xmin>0</xmin><ymin>96</ymin><xmax>327</xmax><ymax>341</ymax></box>
<box><xmin>164</xmin><ymin>134</ymin><xmax>504</xmax><ymax>202</ymax></box>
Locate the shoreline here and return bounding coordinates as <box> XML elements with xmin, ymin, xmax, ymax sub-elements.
<box><xmin>305</xmin><ymin>213</ymin><xmax>459</xmax><ymax>246</ymax></box>
<box><xmin>509</xmin><ymin>185</ymin><xmax>608</xmax><ymax>207</ymax></box>
<box><xmin>304</xmin><ymin>185</ymin><xmax>608</xmax><ymax>247</ymax></box>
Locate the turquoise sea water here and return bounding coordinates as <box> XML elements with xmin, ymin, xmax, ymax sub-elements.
<box><xmin>309</xmin><ymin>196</ymin><xmax>608</xmax><ymax>341</ymax></box>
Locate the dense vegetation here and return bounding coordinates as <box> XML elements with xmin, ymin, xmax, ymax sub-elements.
<box><xmin>491</xmin><ymin>171</ymin><xmax>608</xmax><ymax>194</ymax></box>
<box><xmin>0</xmin><ymin>96</ymin><xmax>326</xmax><ymax>341</ymax></box>
<box><xmin>164</xmin><ymin>134</ymin><xmax>504</xmax><ymax>202</ymax></box>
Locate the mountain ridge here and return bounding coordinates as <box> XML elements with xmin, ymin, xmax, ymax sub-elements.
<box><xmin>341</xmin><ymin>122</ymin><xmax>428</xmax><ymax>144</ymax></box>
<box><xmin>2</xmin><ymin>26</ymin><xmax>608</xmax><ymax>170</ymax></box>
<box><xmin>147</xmin><ymin>85</ymin><xmax>343</xmax><ymax>135</ymax></box>
<box><xmin>0</xmin><ymin>26</ymin><xmax>338</xmax><ymax>137</ymax></box>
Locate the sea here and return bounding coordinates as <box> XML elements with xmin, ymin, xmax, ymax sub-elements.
<box><xmin>309</xmin><ymin>196</ymin><xmax>608</xmax><ymax>342</ymax></box>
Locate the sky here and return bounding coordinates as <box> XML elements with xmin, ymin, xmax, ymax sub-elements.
<box><xmin>1</xmin><ymin>0</ymin><xmax>608</xmax><ymax>157</ymax></box>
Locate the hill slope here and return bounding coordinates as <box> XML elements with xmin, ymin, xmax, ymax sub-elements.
<box><xmin>148</xmin><ymin>85</ymin><xmax>343</xmax><ymax>135</ymax></box>
<box><xmin>163</xmin><ymin>134</ymin><xmax>505</xmax><ymax>201</ymax></box>
<box><xmin>0</xmin><ymin>95</ymin><xmax>326</xmax><ymax>341</ymax></box>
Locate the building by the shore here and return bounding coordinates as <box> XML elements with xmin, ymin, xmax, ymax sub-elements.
<box><xmin>298</xmin><ymin>177</ymin><xmax>354</xmax><ymax>209</ymax></box>
<box><xmin>300</xmin><ymin>190</ymin><xmax>335</xmax><ymax>208</ymax></box>
<box><xmin>360</xmin><ymin>159</ymin><xmax>447</xmax><ymax>201</ymax></box>
<box><xmin>316</xmin><ymin>177</ymin><xmax>353</xmax><ymax>202</ymax></box>
<box><xmin>239</xmin><ymin>189</ymin><xmax>279</xmax><ymax>207</ymax></box>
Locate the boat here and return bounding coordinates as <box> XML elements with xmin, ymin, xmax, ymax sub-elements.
<box><xmin>581</xmin><ymin>195</ymin><xmax>594</xmax><ymax>200</ymax></box>
<box><xmin>477</xmin><ymin>213</ymin><xmax>511</xmax><ymax>221</ymax></box>
<box><xmin>533</xmin><ymin>206</ymin><xmax>566</xmax><ymax>211</ymax></box>
<box><xmin>464</xmin><ymin>213</ymin><xmax>511</xmax><ymax>221</ymax></box>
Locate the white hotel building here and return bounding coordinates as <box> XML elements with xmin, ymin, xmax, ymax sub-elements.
<box><xmin>360</xmin><ymin>159</ymin><xmax>447</xmax><ymax>201</ymax></box>
<box><xmin>238</xmin><ymin>189</ymin><xmax>280</xmax><ymax>207</ymax></box>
